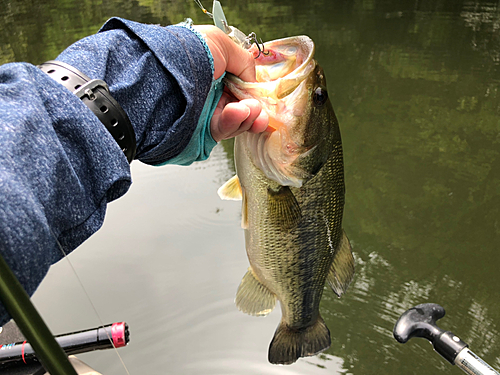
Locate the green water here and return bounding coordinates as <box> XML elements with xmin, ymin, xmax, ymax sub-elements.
<box><xmin>1</xmin><ymin>0</ymin><xmax>500</xmax><ymax>374</ymax></box>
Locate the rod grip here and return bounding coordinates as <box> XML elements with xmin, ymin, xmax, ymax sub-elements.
<box><xmin>0</xmin><ymin>322</ymin><xmax>129</xmax><ymax>367</ymax></box>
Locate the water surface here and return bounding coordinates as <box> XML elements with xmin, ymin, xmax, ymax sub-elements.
<box><xmin>1</xmin><ymin>0</ymin><xmax>500</xmax><ymax>374</ymax></box>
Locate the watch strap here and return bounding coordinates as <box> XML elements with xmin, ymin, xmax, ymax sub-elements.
<box><xmin>38</xmin><ymin>60</ymin><xmax>137</xmax><ymax>163</ymax></box>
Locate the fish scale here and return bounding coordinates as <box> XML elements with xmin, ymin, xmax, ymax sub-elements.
<box><xmin>219</xmin><ymin>36</ymin><xmax>354</xmax><ymax>365</ymax></box>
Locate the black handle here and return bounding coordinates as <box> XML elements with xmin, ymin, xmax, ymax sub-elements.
<box><xmin>393</xmin><ymin>303</ymin><xmax>468</xmax><ymax>364</ymax></box>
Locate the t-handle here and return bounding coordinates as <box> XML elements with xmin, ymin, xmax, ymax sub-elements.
<box><xmin>394</xmin><ymin>303</ymin><xmax>500</xmax><ymax>375</ymax></box>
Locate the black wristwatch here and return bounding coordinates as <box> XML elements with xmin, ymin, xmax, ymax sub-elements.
<box><xmin>38</xmin><ymin>60</ymin><xmax>137</xmax><ymax>163</ymax></box>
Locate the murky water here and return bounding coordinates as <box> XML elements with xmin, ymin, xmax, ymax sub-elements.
<box><xmin>1</xmin><ymin>0</ymin><xmax>500</xmax><ymax>374</ymax></box>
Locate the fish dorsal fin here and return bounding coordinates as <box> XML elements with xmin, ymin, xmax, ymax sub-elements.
<box><xmin>217</xmin><ymin>175</ymin><xmax>242</xmax><ymax>200</ymax></box>
<box><xmin>267</xmin><ymin>186</ymin><xmax>302</xmax><ymax>229</ymax></box>
<box><xmin>236</xmin><ymin>268</ymin><xmax>276</xmax><ymax>316</ymax></box>
<box><xmin>327</xmin><ymin>230</ymin><xmax>355</xmax><ymax>297</ymax></box>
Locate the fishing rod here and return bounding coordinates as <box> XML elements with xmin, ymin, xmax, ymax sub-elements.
<box><xmin>0</xmin><ymin>322</ymin><xmax>129</xmax><ymax>368</ymax></box>
<box><xmin>394</xmin><ymin>303</ymin><xmax>500</xmax><ymax>375</ymax></box>
<box><xmin>0</xmin><ymin>251</ymin><xmax>78</xmax><ymax>375</ymax></box>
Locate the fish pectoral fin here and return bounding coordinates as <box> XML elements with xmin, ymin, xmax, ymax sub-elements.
<box><xmin>235</xmin><ymin>268</ymin><xmax>276</xmax><ymax>316</ymax></box>
<box><xmin>327</xmin><ymin>230</ymin><xmax>355</xmax><ymax>297</ymax></box>
<box><xmin>217</xmin><ymin>175</ymin><xmax>242</xmax><ymax>200</ymax></box>
<box><xmin>267</xmin><ymin>186</ymin><xmax>302</xmax><ymax>230</ymax></box>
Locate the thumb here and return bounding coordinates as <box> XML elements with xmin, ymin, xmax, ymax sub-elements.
<box><xmin>222</xmin><ymin>37</ymin><xmax>257</xmax><ymax>82</ymax></box>
<box><xmin>193</xmin><ymin>25</ymin><xmax>256</xmax><ymax>82</ymax></box>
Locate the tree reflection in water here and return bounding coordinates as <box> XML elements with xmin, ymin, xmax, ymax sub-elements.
<box><xmin>1</xmin><ymin>0</ymin><xmax>500</xmax><ymax>374</ymax></box>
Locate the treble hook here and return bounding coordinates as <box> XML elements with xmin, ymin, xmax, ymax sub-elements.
<box><xmin>247</xmin><ymin>32</ymin><xmax>270</xmax><ymax>59</ymax></box>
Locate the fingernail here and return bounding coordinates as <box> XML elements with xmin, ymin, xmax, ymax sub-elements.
<box><xmin>242</xmin><ymin>105</ymin><xmax>251</xmax><ymax>121</ymax></box>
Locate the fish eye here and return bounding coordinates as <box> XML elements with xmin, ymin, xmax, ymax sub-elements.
<box><xmin>313</xmin><ymin>87</ymin><xmax>328</xmax><ymax>107</ymax></box>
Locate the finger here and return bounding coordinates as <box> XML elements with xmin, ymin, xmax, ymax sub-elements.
<box><xmin>194</xmin><ymin>25</ymin><xmax>256</xmax><ymax>82</ymax></box>
<box><xmin>222</xmin><ymin>40</ymin><xmax>256</xmax><ymax>82</ymax></box>
<box><xmin>211</xmin><ymin>100</ymin><xmax>250</xmax><ymax>142</ymax></box>
<box><xmin>211</xmin><ymin>99</ymin><xmax>262</xmax><ymax>141</ymax></box>
<box><xmin>231</xmin><ymin>99</ymin><xmax>266</xmax><ymax>134</ymax></box>
<box><xmin>246</xmin><ymin>109</ymin><xmax>269</xmax><ymax>134</ymax></box>
<box><xmin>216</xmin><ymin>90</ymin><xmax>237</xmax><ymax>109</ymax></box>
<box><xmin>217</xmin><ymin>102</ymin><xmax>252</xmax><ymax>137</ymax></box>
<box><xmin>193</xmin><ymin>25</ymin><xmax>225</xmax><ymax>79</ymax></box>
<box><xmin>214</xmin><ymin>99</ymin><xmax>268</xmax><ymax>141</ymax></box>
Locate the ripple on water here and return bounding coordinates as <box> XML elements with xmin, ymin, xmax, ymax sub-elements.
<box><xmin>183</xmin><ymin>353</ymin><xmax>346</xmax><ymax>375</ymax></box>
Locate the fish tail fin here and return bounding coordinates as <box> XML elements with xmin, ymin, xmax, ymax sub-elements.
<box><xmin>268</xmin><ymin>315</ymin><xmax>331</xmax><ymax>365</ymax></box>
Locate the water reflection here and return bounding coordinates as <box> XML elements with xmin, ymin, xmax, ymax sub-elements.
<box><xmin>2</xmin><ymin>0</ymin><xmax>500</xmax><ymax>374</ymax></box>
<box><xmin>314</xmin><ymin>2</ymin><xmax>500</xmax><ymax>372</ymax></box>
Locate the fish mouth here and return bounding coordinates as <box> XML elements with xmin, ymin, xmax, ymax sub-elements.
<box><xmin>226</xmin><ymin>36</ymin><xmax>318</xmax><ymax>188</ymax></box>
<box><xmin>224</xmin><ymin>35</ymin><xmax>316</xmax><ymax>134</ymax></box>
<box><xmin>258</xmin><ymin>36</ymin><xmax>316</xmax><ymax>99</ymax></box>
<box><xmin>224</xmin><ymin>35</ymin><xmax>316</xmax><ymax>105</ymax></box>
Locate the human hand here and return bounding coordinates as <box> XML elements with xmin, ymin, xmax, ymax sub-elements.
<box><xmin>194</xmin><ymin>25</ymin><xmax>269</xmax><ymax>142</ymax></box>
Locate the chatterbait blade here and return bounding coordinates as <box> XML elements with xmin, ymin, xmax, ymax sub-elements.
<box><xmin>212</xmin><ymin>0</ymin><xmax>229</xmax><ymax>32</ymax></box>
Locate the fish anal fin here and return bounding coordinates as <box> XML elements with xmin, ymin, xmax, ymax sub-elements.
<box><xmin>267</xmin><ymin>186</ymin><xmax>302</xmax><ymax>230</ymax></box>
<box><xmin>236</xmin><ymin>268</ymin><xmax>276</xmax><ymax>316</ymax></box>
<box><xmin>268</xmin><ymin>315</ymin><xmax>331</xmax><ymax>365</ymax></box>
<box><xmin>327</xmin><ymin>230</ymin><xmax>355</xmax><ymax>297</ymax></box>
<box><xmin>217</xmin><ymin>175</ymin><xmax>242</xmax><ymax>201</ymax></box>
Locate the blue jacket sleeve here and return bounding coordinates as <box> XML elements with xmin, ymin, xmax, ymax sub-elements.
<box><xmin>0</xmin><ymin>18</ymin><xmax>216</xmax><ymax>325</ymax></box>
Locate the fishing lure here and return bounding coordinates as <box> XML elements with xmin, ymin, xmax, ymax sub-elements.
<box><xmin>195</xmin><ymin>0</ymin><xmax>269</xmax><ymax>58</ymax></box>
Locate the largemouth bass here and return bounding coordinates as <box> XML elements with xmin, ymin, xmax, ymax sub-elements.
<box><xmin>218</xmin><ymin>36</ymin><xmax>354</xmax><ymax>365</ymax></box>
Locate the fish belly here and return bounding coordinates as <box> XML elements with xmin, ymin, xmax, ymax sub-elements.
<box><xmin>233</xmin><ymin>133</ymin><xmax>353</xmax><ymax>364</ymax></box>
<box><xmin>243</xmin><ymin>143</ymin><xmax>345</xmax><ymax>329</ymax></box>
